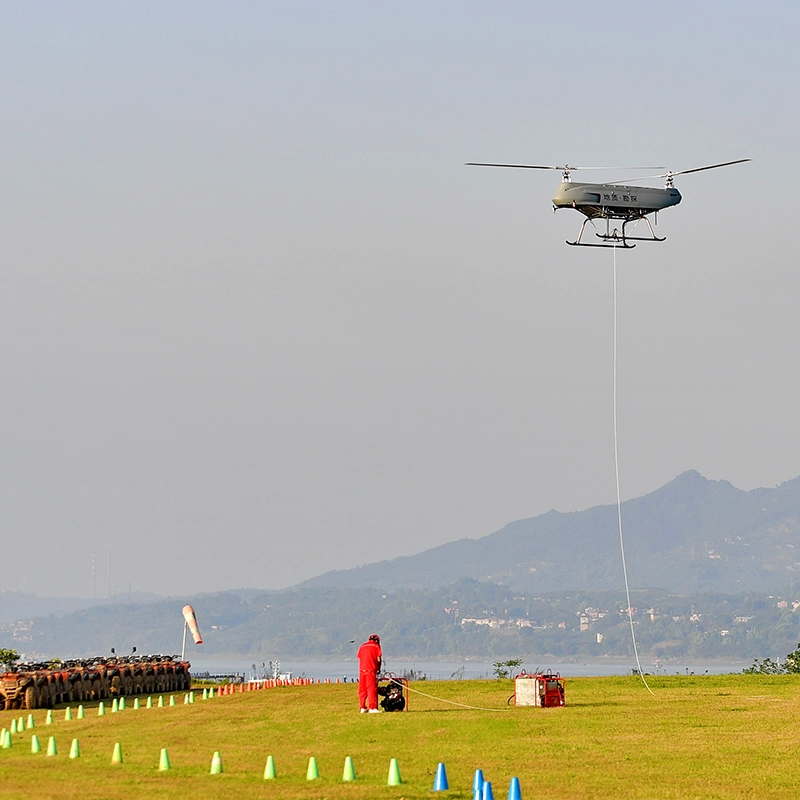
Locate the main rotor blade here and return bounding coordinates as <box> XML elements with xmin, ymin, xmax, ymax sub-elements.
<box><xmin>609</xmin><ymin>174</ymin><xmax>672</xmax><ymax>183</ymax></box>
<box><xmin>465</xmin><ymin>163</ymin><xmax>562</xmax><ymax>169</ymax></box>
<box><xmin>612</xmin><ymin>159</ymin><xmax>751</xmax><ymax>183</ymax></box>
<box><xmin>668</xmin><ymin>158</ymin><xmax>751</xmax><ymax>176</ymax></box>
<box><xmin>465</xmin><ymin>163</ymin><xmax>663</xmax><ymax>171</ymax></box>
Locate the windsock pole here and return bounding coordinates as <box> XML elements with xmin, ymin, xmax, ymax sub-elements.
<box><xmin>181</xmin><ymin>621</ymin><xmax>187</xmax><ymax>661</ymax></box>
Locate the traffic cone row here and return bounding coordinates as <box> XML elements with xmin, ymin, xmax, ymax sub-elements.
<box><xmin>472</xmin><ymin>767</ymin><xmax>522</xmax><ymax>800</ymax></box>
<box><xmin>259</xmin><ymin>755</ymin><xmax>404</xmax><ymax>785</ymax></box>
<box><xmin>1</xmin><ymin>688</ymin><xmax>211</xmax><ymax>754</ymax></box>
<box><xmin>0</xmin><ymin>737</ymin><xmax>522</xmax><ymax>793</ymax></box>
<box><xmin>241</xmin><ymin>677</ymin><xmax>319</xmax><ymax>690</ymax></box>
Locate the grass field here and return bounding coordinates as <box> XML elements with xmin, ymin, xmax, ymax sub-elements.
<box><xmin>1</xmin><ymin>674</ymin><xmax>800</xmax><ymax>799</ymax></box>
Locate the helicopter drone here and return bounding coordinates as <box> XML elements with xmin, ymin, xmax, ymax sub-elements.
<box><xmin>465</xmin><ymin>159</ymin><xmax>750</xmax><ymax>248</ymax></box>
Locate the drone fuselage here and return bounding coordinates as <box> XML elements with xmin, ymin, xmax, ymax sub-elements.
<box><xmin>552</xmin><ymin>181</ymin><xmax>681</xmax><ymax>220</ymax></box>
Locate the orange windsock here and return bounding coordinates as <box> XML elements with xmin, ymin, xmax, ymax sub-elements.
<box><xmin>182</xmin><ymin>605</ymin><xmax>203</xmax><ymax>645</ymax></box>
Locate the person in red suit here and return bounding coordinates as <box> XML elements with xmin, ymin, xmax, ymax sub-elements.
<box><xmin>357</xmin><ymin>634</ymin><xmax>382</xmax><ymax>713</ymax></box>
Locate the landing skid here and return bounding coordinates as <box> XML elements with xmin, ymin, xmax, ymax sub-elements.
<box><xmin>567</xmin><ymin>216</ymin><xmax>665</xmax><ymax>248</ymax></box>
<box><xmin>567</xmin><ymin>239</ymin><xmax>634</xmax><ymax>249</ymax></box>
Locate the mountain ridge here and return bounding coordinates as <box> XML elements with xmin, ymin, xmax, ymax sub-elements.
<box><xmin>298</xmin><ymin>471</ymin><xmax>800</xmax><ymax>594</ymax></box>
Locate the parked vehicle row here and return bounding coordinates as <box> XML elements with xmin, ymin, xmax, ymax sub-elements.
<box><xmin>0</xmin><ymin>655</ymin><xmax>191</xmax><ymax>710</ymax></box>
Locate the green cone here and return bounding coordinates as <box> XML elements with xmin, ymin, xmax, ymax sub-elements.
<box><xmin>77</xmin><ymin>705</ymin><xmax>85</xmax><ymax>719</ymax></box>
<box><xmin>111</xmin><ymin>698</ymin><xmax>119</xmax><ymax>713</ymax></box>
<box><xmin>170</xmin><ymin>696</ymin><xmax>176</xmax><ymax>707</ymax></box>
<box><xmin>69</xmin><ymin>739</ymin><xmax>81</xmax><ymax>759</ymax></box>
<box><xmin>158</xmin><ymin>696</ymin><xmax>164</xmax><ymax>708</ymax></box>
<box><xmin>10</xmin><ymin>719</ymin><xmax>17</xmax><ymax>735</ymax></box>
<box><xmin>387</xmin><ymin>758</ymin><xmax>403</xmax><ymax>786</ymax></box>
<box><xmin>146</xmin><ymin>696</ymin><xmax>153</xmax><ymax>708</ymax></box>
<box><xmin>119</xmin><ymin>697</ymin><xmax>126</xmax><ymax>710</ymax></box>
<box><xmin>159</xmin><ymin>748</ymin><xmax>171</xmax><ymax>771</ymax></box>
<box><xmin>306</xmin><ymin>756</ymin><xmax>320</xmax><ymax>780</ymax></box>
<box><xmin>46</xmin><ymin>736</ymin><xmax>57</xmax><ymax>756</ymax></box>
<box><xmin>30</xmin><ymin>734</ymin><xmax>41</xmax><ymax>754</ymax></box>
<box><xmin>210</xmin><ymin>751</ymin><xmax>223</xmax><ymax>775</ymax></box>
<box><xmin>97</xmin><ymin>702</ymin><xmax>105</xmax><ymax>716</ymax></box>
<box><xmin>111</xmin><ymin>742</ymin><xmax>123</xmax><ymax>764</ymax></box>
<box><xmin>264</xmin><ymin>754</ymin><xmax>277</xmax><ymax>780</ymax></box>
<box><xmin>18</xmin><ymin>716</ymin><xmax>25</xmax><ymax>731</ymax></box>
<box><xmin>188</xmin><ymin>691</ymin><xmax>194</xmax><ymax>704</ymax></box>
<box><xmin>45</xmin><ymin>709</ymin><xmax>53</xmax><ymax>725</ymax></box>
<box><xmin>1</xmin><ymin>729</ymin><xmax>11</xmax><ymax>749</ymax></box>
<box><xmin>133</xmin><ymin>698</ymin><xmax>140</xmax><ymax>710</ymax></box>
<box><xmin>208</xmin><ymin>687</ymin><xmax>215</xmax><ymax>698</ymax></box>
<box><xmin>27</xmin><ymin>714</ymin><xmax>35</xmax><ymax>729</ymax></box>
<box><xmin>64</xmin><ymin>707</ymin><xmax>72</xmax><ymax>721</ymax></box>
<box><xmin>202</xmin><ymin>688</ymin><xmax>208</xmax><ymax>700</ymax></box>
<box><xmin>342</xmin><ymin>755</ymin><xmax>357</xmax><ymax>781</ymax></box>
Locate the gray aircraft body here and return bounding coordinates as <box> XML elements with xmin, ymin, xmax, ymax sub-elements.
<box><xmin>466</xmin><ymin>159</ymin><xmax>749</xmax><ymax>247</ymax></box>
<box><xmin>552</xmin><ymin>181</ymin><xmax>681</xmax><ymax>218</ymax></box>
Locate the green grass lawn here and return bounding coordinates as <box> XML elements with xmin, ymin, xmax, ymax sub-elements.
<box><xmin>1</xmin><ymin>674</ymin><xmax>800</xmax><ymax>799</ymax></box>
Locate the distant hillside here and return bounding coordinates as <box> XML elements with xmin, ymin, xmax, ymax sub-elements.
<box><xmin>298</xmin><ymin>471</ymin><xmax>800</xmax><ymax>594</ymax></box>
<box><xmin>7</xmin><ymin>471</ymin><xmax>800</xmax><ymax>663</ymax></box>
<box><xmin>10</xmin><ymin>582</ymin><xmax>800</xmax><ymax>664</ymax></box>
<box><xmin>0</xmin><ymin>591</ymin><xmax>164</xmax><ymax>625</ymax></box>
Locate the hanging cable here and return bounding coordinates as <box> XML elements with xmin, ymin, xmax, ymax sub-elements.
<box><xmin>612</xmin><ymin>244</ymin><xmax>654</xmax><ymax>695</ymax></box>
<box><xmin>387</xmin><ymin>678</ymin><xmax>508</xmax><ymax>711</ymax></box>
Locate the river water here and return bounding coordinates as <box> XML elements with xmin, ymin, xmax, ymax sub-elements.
<box><xmin>189</xmin><ymin>657</ymin><xmax>746</xmax><ymax>681</ymax></box>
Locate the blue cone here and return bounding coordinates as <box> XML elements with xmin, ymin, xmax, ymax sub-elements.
<box><xmin>433</xmin><ymin>762</ymin><xmax>449</xmax><ymax>791</ymax></box>
<box><xmin>482</xmin><ymin>780</ymin><xmax>495</xmax><ymax>800</ymax></box>
<box><xmin>473</xmin><ymin>769</ymin><xmax>485</xmax><ymax>800</ymax></box>
<box><xmin>507</xmin><ymin>776</ymin><xmax>522</xmax><ymax>800</ymax></box>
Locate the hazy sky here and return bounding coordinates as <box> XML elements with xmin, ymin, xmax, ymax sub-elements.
<box><xmin>2</xmin><ymin>2</ymin><xmax>798</xmax><ymax>598</ymax></box>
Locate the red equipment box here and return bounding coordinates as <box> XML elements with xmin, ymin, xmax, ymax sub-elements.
<box><xmin>514</xmin><ymin>672</ymin><xmax>565</xmax><ymax>707</ymax></box>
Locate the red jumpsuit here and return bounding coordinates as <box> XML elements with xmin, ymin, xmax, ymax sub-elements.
<box><xmin>357</xmin><ymin>638</ymin><xmax>382</xmax><ymax>711</ymax></box>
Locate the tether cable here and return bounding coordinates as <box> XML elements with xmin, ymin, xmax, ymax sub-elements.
<box><xmin>613</xmin><ymin>244</ymin><xmax>654</xmax><ymax>695</ymax></box>
<box><xmin>387</xmin><ymin>678</ymin><xmax>508</xmax><ymax>711</ymax></box>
